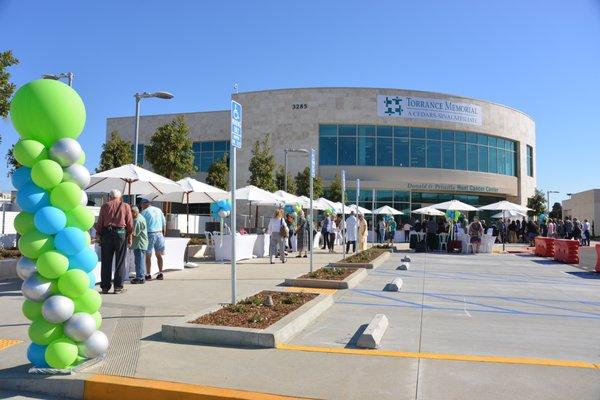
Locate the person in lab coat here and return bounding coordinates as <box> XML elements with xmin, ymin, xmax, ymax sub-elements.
<box><xmin>357</xmin><ymin>213</ymin><xmax>368</xmax><ymax>251</ymax></box>
<box><xmin>345</xmin><ymin>211</ymin><xmax>358</xmax><ymax>253</ymax></box>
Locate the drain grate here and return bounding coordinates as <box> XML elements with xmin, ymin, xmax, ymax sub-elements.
<box><xmin>95</xmin><ymin>302</ymin><xmax>145</xmax><ymax>377</ymax></box>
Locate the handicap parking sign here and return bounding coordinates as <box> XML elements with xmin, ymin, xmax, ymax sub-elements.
<box><xmin>231</xmin><ymin>100</ymin><xmax>242</xmax><ymax>149</ymax></box>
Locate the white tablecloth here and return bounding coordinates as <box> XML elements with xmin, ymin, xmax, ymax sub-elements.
<box><xmin>92</xmin><ymin>237</ymin><xmax>190</xmax><ymax>281</ymax></box>
<box><xmin>252</xmin><ymin>234</ymin><xmax>270</xmax><ymax>257</ymax></box>
<box><xmin>214</xmin><ymin>234</ymin><xmax>257</xmax><ymax>261</ymax></box>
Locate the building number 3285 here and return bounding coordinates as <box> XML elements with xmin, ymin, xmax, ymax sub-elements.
<box><xmin>292</xmin><ymin>103</ymin><xmax>308</xmax><ymax>110</ymax></box>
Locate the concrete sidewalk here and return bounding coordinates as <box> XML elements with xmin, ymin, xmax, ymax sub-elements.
<box><xmin>1</xmin><ymin>245</ymin><xmax>599</xmax><ymax>399</ymax></box>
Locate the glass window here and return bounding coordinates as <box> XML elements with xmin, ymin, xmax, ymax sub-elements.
<box><xmin>213</xmin><ymin>151</ymin><xmax>226</xmax><ymax>163</ymax></box>
<box><xmin>214</xmin><ymin>141</ymin><xmax>228</xmax><ymax>151</ymax></box>
<box><xmin>338</xmin><ymin>137</ymin><xmax>356</xmax><ymax>165</ymax></box>
<box><xmin>421</xmin><ymin>192</ymin><xmax>438</xmax><ymax>203</ymax></box>
<box><xmin>410</xmin><ymin>139</ymin><xmax>426</xmax><ymax>167</ymax></box>
<box><xmin>394</xmin><ymin>138</ymin><xmax>409</xmax><ymax>167</ymax></box>
<box><xmin>426</xmin><ymin>128</ymin><xmax>441</xmax><ymax>140</ymax></box>
<box><xmin>466</xmin><ymin>132</ymin><xmax>477</xmax><ymax>143</ymax></box>
<box><xmin>200</xmin><ymin>152</ymin><xmax>213</xmax><ymax>172</ymax></box>
<box><xmin>394</xmin><ymin>126</ymin><xmax>409</xmax><ymax>138</ymax></box>
<box><xmin>193</xmin><ymin>153</ymin><xmax>201</xmax><ymax>170</ymax></box>
<box><xmin>376</xmin><ymin>190</ymin><xmax>393</xmax><ymax>203</ymax></box>
<box><xmin>454</xmin><ymin>131</ymin><xmax>466</xmax><ymax>142</ymax></box>
<box><xmin>358</xmin><ymin>125</ymin><xmax>375</xmax><ymax>137</ymax></box>
<box><xmin>438</xmin><ymin>193</ymin><xmax>453</xmax><ymax>202</ymax></box>
<box><xmin>377</xmin><ymin>126</ymin><xmax>393</xmax><ymax>137</ymax></box>
<box><xmin>358</xmin><ymin>136</ymin><xmax>376</xmax><ymax>166</ymax></box>
<box><xmin>505</xmin><ymin>140</ymin><xmax>513</xmax><ymax>150</ymax></box>
<box><xmin>467</xmin><ymin>144</ymin><xmax>478</xmax><ymax>171</ymax></box>
<box><xmin>394</xmin><ymin>191</ymin><xmax>409</xmax><ymax>203</ymax></box>
<box><xmin>489</xmin><ymin>147</ymin><xmax>498</xmax><ymax>173</ymax></box>
<box><xmin>426</xmin><ymin>140</ymin><xmax>441</xmax><ymax>168</ymax></box>
<box><xmin>442</xmin><ymin>141</ymin><xmax>454</xmax><ymax>169</ymax></box>
<box><xmin>479</xmin><ymin>146</ymin><xmax>488</xmax><ymax>173</ymax></box>
<box><xmin>455</xmin><ymin>143</ymin><xmax>466</xmax><ymax>170</ymax></box>
<box><xmin>498</xmin><ymin>150</ymin><xmax>506</xmax><ymax>174</ymax></box>
<box><xmin>477</xmin><ymin>134</ymin><xmax>489</xmax><ymax>146</ymax></box>
<box><xmin>319</xmin><ymin>137</ymin><xmax>337</xmax><ymax>165</ymax></box>
<box><xmin>506</xmin><ymin>151</ymin><xmax>513</xmax><ymax>176</ymax></box>
<box><xmin>411</xmin><ymin>192</ymin><xmax>422</xmax><ymax>202</ymax></box>
<box><xmin>488</xmin><ymin>136</ymin><xmax>497</xmax><ymax>147</ymax></box>
<box><xmin>496</xmin><ymin>138</ymin><xmax>505</xmax><ymax>150</ymax></box>
<box><xmin>441</xmin><ymin>130</ymin><xmax>454</xmax><ymax>141</ymax></box>
<box><xmin>319</xmin><ymin>124</ymin><xmax>337</xmax><ymax>137</ymax></box>
<box><xmin>339</xmin><ymin>125</ymin><xmax>356</xmax><ymax>136</ymax></box>
<box><xmin>192</xmin><ymin>142</ymin><xmax>202</xmax><ymax>151</ymax></box>
<box><xmin>527</xmin><ymin>145</ymin><xmax>533</xmax><ymax>177</ymax></box>
<box><xmin>376</xmin><ymin>137</ymin><xmax>393</xmax><ymax>166</ymax></box>
<box><xmin>410</xmin><ymin>127</ymin><xmax>426</xmax><ymax>138</ymax></box>
<box><xmin>201</xmin><ymin>142</ymin><xmax>213</xmax><ymax>151</ymax></box>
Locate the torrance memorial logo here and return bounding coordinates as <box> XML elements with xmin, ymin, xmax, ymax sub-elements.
<box><xmin>383</xmin><ymin>96</ymin><xmax>403</xmax><ymax>116</ymax></box>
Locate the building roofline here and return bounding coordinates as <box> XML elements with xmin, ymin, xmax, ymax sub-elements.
<box><xmin>106</xmin><ymin>109</ymin><xmax>228</xmax><ymax>121</ymax></box>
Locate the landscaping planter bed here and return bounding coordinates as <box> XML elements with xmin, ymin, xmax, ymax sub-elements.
<box><xmin>162</xmin><ymin>290</ymin><xmax>333</xmax><ymax>348</ymax></box>
<box><xmin>284</xmin><ymin>267</ymin><xmax>367</xmax><ymax>289</ymax></box>
<box><xmin>328</xmin><ymin>248</ymin><xmax>391</xmax><ymax>269</ymax></box>
<box><xmin>0</xmin><ymin>249</ymin><xmax>20</xmax><ymax>280</ymax></box>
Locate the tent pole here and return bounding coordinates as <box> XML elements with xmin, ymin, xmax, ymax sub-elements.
<box><xmin>186</xmin><ymin>192</ymin><xmax>190</xmax><ymax>235</ymax></box>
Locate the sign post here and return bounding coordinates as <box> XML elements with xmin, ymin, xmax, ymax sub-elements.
<box><xmin>230</xmin><ymin>99</ymin><xmax>242</xmax><ymax>304</ymax></box>
<box><xmin>309</xmin><ymin>149</ymin><xmax>316</xmax><ymax>272</ymax></box>
<box><xmin>356</xmin><ymin>178</ymin><xmax>360</xmax><ymax>208</ymax></box>
<box><xmin>341</xmin><ymin>170</ymin><xmax>346</xmax><ymax>259</ymax></box>
<box><xmin>372</xmin><ymin>188</ymin><xmax>376</xmax><ymax>248</ymax></box>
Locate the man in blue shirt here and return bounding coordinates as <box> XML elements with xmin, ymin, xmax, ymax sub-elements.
<box><xmin>140</xmin><ymin>199</ymin><xmax>166</xmax><ymax>280</ymax></box>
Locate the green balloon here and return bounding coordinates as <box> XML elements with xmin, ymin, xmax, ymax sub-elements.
<box><xmin>22</xmin><ymin>299</ymin><xmax>43</xmax><ymax>321</ymax></box>
<box><xmin>66</xmin><ymin>206</ymin><xmax>95</xmax><ymax>231</ymax></box>
<box><xmin>10</xmin><ymin>79</ymin><xmax>86</xmax><ymax>146</ymax></box>
<box><xmin>36</xmin><ymin>251</ymin><xmax>69</xmax><ymax>279</ymax></box>
<box><xmin>45</xmin><ymin>337</ymin><xmax>78</xmax><ymax>369</ymax></box>
<box><xmin>58</xmin><ymin>269</ymin><xmax>89</xmax><ymax>298</ymax></box>
<box><xmin>84</xmin><ymin>231</ymin><xmax>91</xmax><ymax>245</ymax></box>
<box><xmin>74</xmin><ymin>289</ymin><xmax>101</xmax><ymax>314</ymax></box>
<box><xmin>13</xmin><ymin>139</ymin><xmax>48</xmax><ymax>167</ymax></box>
<box><xmin>50</xmin><ymin>182</ymin><xmax>82</xmax><ymax>212</ymax></box>
<box><xmin>77</xmin><ymin>152</ymin><xmax>86</xmax><ymax>165</ymax></box>
<box><xmin>28</xmin><ymin>319</ymin><xmax>63</xmax><ymax>345</ymax></box>
<box><xmin>18</xmin><ymin>230</ymin><xmax>54</xmax><ymax>259</ymax></box>
<box><xmin>31</xmin><ymin>159</ymin><xmax>63</xmax><ymax>190</ymax></box>
<box><xmin>14</xmin><ymin>212</ymin><xmax>35</xmax><ymax>235</ymax></box>
<box><xmin>91</xmin><ymin>311</ymin><xmax>102</xmax><ymax>329</ymax></box>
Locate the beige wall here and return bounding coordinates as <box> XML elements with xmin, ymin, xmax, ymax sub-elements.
<box><xmin>106</xmin><ymin>87</ymin><xmax>536</xmax><ymax>205</ymax></box>
<box><xmin>562</xmin><ymin>190</ymin><xmax>600</xmax><ymax>224</ymax></box>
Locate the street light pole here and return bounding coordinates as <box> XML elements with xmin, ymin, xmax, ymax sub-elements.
<box><xmin>42</xmin><ymin>72</ymin><xmax>74</xmax><ymax>87</ymax></box>
<box><xmin>132</xmin><ymin>91</ymin><xmax>174</xmax><ymax>166</ymax></box>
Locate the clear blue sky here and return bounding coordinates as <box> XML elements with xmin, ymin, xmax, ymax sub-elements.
<box><xmin>1</xmin><ymin>0</ymin><xmax>599</xmax><ymax>204</ymax></box>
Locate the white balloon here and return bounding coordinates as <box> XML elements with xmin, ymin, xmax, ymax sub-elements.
<box><xmin>79</xmin><ymin>330</ymin><xmax>109</xmax><ymax>358</ymax></box>
<box><xmin>63</xmin><ymin>164</ymin><xmax>91</xmax><ymax>188</ymax></box>
<box><xmin>64</xmin><ymin>312</ymin><xmax>96</xmax><ymax>341</ymax></box>
<box><xmin>49</xmin><ymin>138</ymin><xmax>83</xmax><ymax>167</ymax></box>
<box><xmin>42</xmin><ymin>295</ymin><xmax>74</xmax><ymax>323</ymax></box>
<box><xmin>80</xmin><ymin>190</ymin><xmax>89</xmax><ymax>206</ymax></box>
<box><xmin>21</xmin><ymin>273</ymin><xmax>54</xmax><ymax>302</ymax></box>
<box><xmin>218</xmin><ymin>210</ymin><xmax>230</xmax><ymax>218</ymax></box>
<box><xmin>16</xmin><ymin>256</ymin><xmax>37</xmax><ymax>280</ymax></box>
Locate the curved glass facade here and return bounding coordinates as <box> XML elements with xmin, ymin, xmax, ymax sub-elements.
<box><xmin>319</xmin><ymin>124</ymin><xmax>518</xmax><ymax>177</ymax></box>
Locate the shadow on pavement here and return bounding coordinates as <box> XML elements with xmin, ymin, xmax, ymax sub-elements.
<box><xmin>564</xmin><ymin>271</ymin><xmax>600</xmax><ymax>280</ymax></box>
<box><xmin>344</xmin><ymin>324</ymin><xmax>368</xmax><ymax>349</ymax></box>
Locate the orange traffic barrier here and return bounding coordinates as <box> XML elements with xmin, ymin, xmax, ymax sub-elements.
<box><xmin>534</xmin><ymin>237</ymin><xmax>555</xmax><ymax>257</ymax></box>
<box><xmin>554</xmin><ymin>239</ymin><xmax>579</xmax><ymax>264</ymax></box>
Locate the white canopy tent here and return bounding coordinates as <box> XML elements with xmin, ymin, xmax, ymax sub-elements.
<box><xmin>86</xmin><ymin>164</ymin><xmax>180</xmax><ymax>196</ymax></box>
<box><xmin>345</xmin><ymin>204</ymin><xmax>372</xmax><ymax>214</ymax></box>
<box><xmin>315</xmin><ymin>198</ymin><xmax>342</xmax><ymax>213</ymax></box>
<box><xmin>411</xmin><ymin>206</ymin><xmax>445</xmax><ymax>216</ymax></box>
<box><xmin>273</xmin><ymin>190</ymin><xmax>303</xmax><ymax>205</ymax></box>
<box><xmin>478</xmin><ymin>200</ymin><xmax>530</xmax><ymax>213</ymax></box>
<box><xmin>234</xmin><ymin>185</ymin><xmax>281</xmax><ymax>228</ymax></box>
<box><xmin>372</xmin><ymin>205</ymin><xmax>404</xmax><ymax>215</ymax></box>
<box><xmin>491</xmin><ymin>210</ymin><xmax>527</xmax><ymax>219</ymax></box>
<box><xmin>430</xmin><ymin>200</ymin><xmax>479</xmax><ymax>212</ymax></box>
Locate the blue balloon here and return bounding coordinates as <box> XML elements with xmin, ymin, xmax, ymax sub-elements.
<box><xmin>55</xmin><ymin>227</ymin><xmax>87</xmax><ymax>256</ymax></box>
<box><xmin>11</xmin><ymin>167</ymin><xmax>32</xmax><ymax>190</ymax></box>
<box><xmin>284</xmin><ymin>204</ymin><xmax>294</xmax><ymax>214</ymax></box>
<box><xmin>68</xmin><ymin>248</ymin><xmax>98</xmax><ymax>273</ymax></box>
<box><xmin>87</xmin><ymin>271</ymin><xmax>96</xmax><ymax>288</ymax></box>
<box><xmin>16</xmin><ymin>183</ymin><xmax>50</xmax><ymax>213</ymax></box>
<box><xmin>222</xmin><ymin>200</ymin><xmax>231</xmax><ymax>212</ymax></box>
<box><xmin>34</xmin><ymin>206</ymin><xmax>67</xmax><ymax>235</ymax></box>
<box><xmin>27</xmin><ymin>343</ymin><xmax>49</xmax><ymax>368</ymax></box>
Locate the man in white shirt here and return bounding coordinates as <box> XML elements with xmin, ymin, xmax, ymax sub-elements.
<box><xmin>403</xmin><ymin>222</ymin><xmax>412</xmax><ymax>243</ymax></box>
<box><xmin>345</xmin><ymin>211</ymin><xmax>358</xmax><ymax>253</ymax></box>
<box><xmin>583</xmin><ymin>219</ymin><xmax>591</xmax><ymax>246</ymax></box>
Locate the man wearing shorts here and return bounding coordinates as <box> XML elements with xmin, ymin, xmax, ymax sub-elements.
<box><xmin>140</xmin><ymin>199</ymin><xmax>166</xmax><ymax>281</ymax></box>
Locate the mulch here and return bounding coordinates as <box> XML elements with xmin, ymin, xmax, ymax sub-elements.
<box><xmin>298</xmin><ymin>267</ymin><xmax>357</xmax><ymax>281</ymax></box>
<box><xmin>342</xmin><ymin>248</ymin><xmax>387</xmax><ymax>264</ymax></box>
<box><xmin>189</xmin><ymin>290</ymin><xmax>318</xmax><ymax>329</ymax></box>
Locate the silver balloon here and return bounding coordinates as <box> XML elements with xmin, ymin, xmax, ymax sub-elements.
<box><xmin>62</xmin><ymin>164</ymin><xmax>91</xmax><ymax>188</ymax></box>
<box><xmin>64</xmin><ymin>312</ymin><xmax>96</xmax><ymax>341</ymax></box>
<box><xmin>80</xmin><ymin>190</ymin><xmax>88</xmax><ymax>206</ymax></box>
<box><xmin>79</xmin><ymin>330</ymin><xmax>108</xmax><ymax>358</ymax></box>
<box><xmin>49</xmin><ymin>138</ymin><xmax>83</xmax><ymax>167</ymax></box>
<box><xmin>42</xmin><ymin>295</ymin><xmax>74</xmax><ymax>323</ymax></box>
<box><xmin>21</xmin><ymin>273</ymin><xmax>54</xmax><ymax>302</ymax></box>
<box><xmin>16</xmin><ymin>256</ymin><xmax>37</xmax><ymax>280</ymax></box>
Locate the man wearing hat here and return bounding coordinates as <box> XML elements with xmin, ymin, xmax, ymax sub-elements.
<box><xmin>140</xmin><ymin>199</ymin><xmax>166</xmax><ymax>280</ymax></box>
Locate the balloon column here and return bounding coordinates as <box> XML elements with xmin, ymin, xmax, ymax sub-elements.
<box><xmin>210</xmin><ymin>199</ymin><xmax>231</xmax><ymax>220</ymax></box>
<box><xmin>11</xmin><ymin>79</ymin><xmax>107</xmax><ymax>369</ymax></box>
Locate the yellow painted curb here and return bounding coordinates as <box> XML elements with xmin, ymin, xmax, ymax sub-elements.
<box><xmin>0</xmin><ymin>339</ymin><xmax>23</xmax><ymax>351</ymax></box>
<box><xmin>283</xmin><ymin>287</ymin><xmax>337</xmax><ymax>295</ymax></box>
<box><xmin>276</xmin><ymin>343</ymin><xmax>600</xmax><ymax>370</ymax></box>
<box><xmin>84</xmin><ymin>374</ymin><xmax>317</xmax><ymax>400</ymax></box>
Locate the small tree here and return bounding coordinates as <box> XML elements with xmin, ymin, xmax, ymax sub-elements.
<box><xmin>295</xmin><ymin>167</ymin><xmax>323</xmax><ymax>199</ymax></box>
<box><xmin>145</xmin><ymin>116</ymin><xmax>195</xmax><ymax>181</ymax></box>
<box><xmin>526</xmin><ymin>189</ymin><xmax>547</xmax><ymax>218</ymax></box>
<box><xmin>247</xmin><ymin>134</ymin><xmax>276</xmax><ymax>191</ymax></box>
<box><xmin>328</xmin><ymin>173</ymin><xmax>343</xmax><ymax>202</ymax></box>
<box><xmin>0</xmin><ymin>50</ymin><xmax>19</xmax><ymax>140</ymax></box>
<box><xmin>275</xmin><ymin>165</ymin><xmax>296</xmax><ymax>194</ymax></box>
<box><xmin>5</xmin><ymin>144</ymin><xmax>19</xmax><ymax>176</ymax></box>
<box><xmin>206</xmin><ymin>153</ymin><xmax>229</xmax><ymax>190</ymax></box>
<box><xmin>97</xmin><ymin>131</ymin><xmax>133</xmax><ymax>172</ymax></box>
<box><xmin>549</xmin><ymin>202</ymin><xmax>563</xmax><ymax>220</ymax></box>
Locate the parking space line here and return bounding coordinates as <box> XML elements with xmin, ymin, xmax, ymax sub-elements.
<box><xmin>0</xmin><ymin>339</ymin><xmax>22</xmax><ymax>351</ymax></box>
<box><xmin>275</xmin><ymin>343</ymin><xmax>600</xmax><ymax>370</ymax></box>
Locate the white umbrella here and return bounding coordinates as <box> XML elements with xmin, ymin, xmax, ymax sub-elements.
<box><xmin>311</xmin><ymin>197</ymin><xmax>330</xmax><ymax>211</ymax></box>
<box><xmin>478</xmin><ymin>200</ymin><xmax>531</xmax><ymax>213</ymax></box>
<box><xmin>297</xmin><ymin>195</ymin><xmax>312</xmax><ymax>208</ymax></box>
<box><xmin>491</xmin><ymin>210</ymin><xmax>527</xmax><ymax>219</ymax></box>
<box><xmin>412</xmin><ymin>206</ymin><xmax>445</xmax><ymax>216</ymax></box>
<box><xmin>316</xmin><ymin>198</ymin><xmax>342</xmax><ymax>213</ymax></box>
<box><xmin>345</xmin><ymin>204</ymin><xmax>372</xmax><ymax>214</ymax></box>
<box><xmin>146</xmin><ymin>178</ymin><xmax>229</xmax><ymax>234</ymax></box>
<box><xmin>373</xmin><ymin>205</ymin><xmax>403</xmax><ymax>215</ymax></box>
<box><xmin>430</xmin><ymin>200</ymin><xmax>479</xmax><ymax>212</ymax></box>
<box><xmin>87</xmin><ymin>164</ymin><xmax>180</xmax><ymax>196</ymax></box>
<box><xmin>274</xmin><ymin>190</ymin><xmax>302</xmax><ymax>205</ymax></box>
<box><xmin>235</xmin><ymin>185</ymin><xmax>280</xmax><ymax>205</ymax></box>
